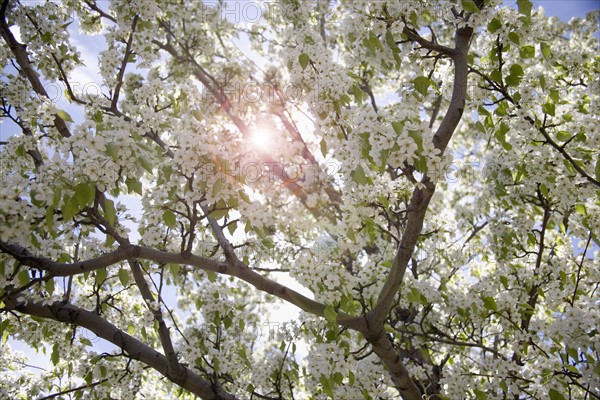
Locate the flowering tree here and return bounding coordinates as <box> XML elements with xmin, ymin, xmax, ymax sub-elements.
<box><xmin>1</xmin><ymin>0</ymin><xmax>599</xmax><ymax>398</ymax></box>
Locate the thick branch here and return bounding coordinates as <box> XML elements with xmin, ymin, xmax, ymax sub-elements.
<box><xmin>2</xmin><ymin>295</ymin><xmax>238</xmax><ymax>400</ymax></box>
<box><xmin>402</xmin><ymin>26</ymin><xmax>456</xmax><ymax>57</ymax></box>
<box><xmin>110</xmin><ymin>15</ymin><xmax>138</xmax><ymax>111</ymax></box>
<box><xmin>128</xmin><ymin>259</ymin><xmax>186</xmax><ymax>385</ymax></box>
<box><xmin>432</xmin><ymin>27</ymin><xmax>473</xmax><ymax>153</ymax></box>
<box><xmin>365</xmin><ymin>331</ymin><xmax>423</xmax><ymax>400</ymax></box>
<box><xmin>0</xmin><ymin>7</ymin><xmax>70</xmax><ymax>138</ymax></box>
<box><xmin>363</xmin><ymin>25</ymin><xmax>474</xmax><ymax>399</ymax></box>
<box><xmin>0</xmin><ymin>240</ymin><xmax>366</xmax><ymax>330</ymax></box>
<box><xmin>372</xmin><ymin>26</ymin><xmax>474</xmax><ymax>325</ymax></box>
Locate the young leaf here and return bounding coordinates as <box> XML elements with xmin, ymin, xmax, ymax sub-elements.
<box><xmin>51</xmin><ymin>343</ymin><xmax>60</xmax><ymax>365</ymax></box>
<box><xmin>56</xmin><ymin>109</ymin><xmax>74</xmax><ymax>123</ymax></box>
<box><xmin>542</xmin><ymin>102</ymin><xmax>556</xmax><ymax>116</ymax></box>
<box><xmin>519</xmin><ymin>45</ymin><xmax>535</xmax><ymax>58</ymax></box>
<box><xmin>548</xmin><ymin>389</ymin><xmax>566</xmax><ymax>400</ymax></box>
<box><xmin>162</xmin><ymin>210</ymin><xmax>177</xmax><ymax>228</ymax></box>
<box><xmin>556</xmin><ymin>131</ymin><xmax>571</xmax><ymax>142</ymax></box>
<box><xmin>118</xmin><ymin>268</ymin><xmax>130</xmax><ymax>286</ymax></box>
<box><xmin>125</xmin><ymin>178</ymin><xmax>143</xmax><ymax>195</ymax></box>
<box><xmin>352</xmin><ymin>165</ymin><xmax>367</xmax><ymax>185</ymax></box>
<box><xmin>517</xmin><ymin>0</ymin><xmax>533</xmax><ymax>16</ymax></box>
<box><xmin>324</xmin><ymin>305</ymin><xmax>338</xmax><ymax>323</ymax></box>
<box><xmin>105</xmin><ymin>142</ymin><xmax>120</xmax><ymax>161</ymax></box>
<box><xmin>413</xmin><ymin>76</ymin><xmax>431</xmax><ymax>96</ymax></box>
<box><xmin>95</xmin><ymin>268</ymin><xmax>107</xmax><ymax>284</ymax></box>
<box><xmin>487</xmin><ymin>18</ymin><xmax>502</xmax><ymax>33</ymax></box>
<box><xmin>299</xmin><ymin>53</ymin><xmax>310</xmax><ymax>70</ymax></box>
<box><xmin>483</xmin><ymin>296</ymin><xmax>498</xmax><ymax>311</ymax></box>
<box><xmin>102</xmin><ymin>198</ymin><xmax>117</xmax><ymax>226</ymax></box>
<box><xmin>540</xmin><ymin>42</ymin><xmax>551</xmax><ymax>59</ymax></box>
<box><xmin>74</xmin><ymin>182</ymin><xmax>94</xmax><ymax>208</ymax></box>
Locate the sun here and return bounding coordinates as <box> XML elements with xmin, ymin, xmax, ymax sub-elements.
<box><xmin>250</xmin><ymin>124</ymin><xmax>274</xmax><ymax>151</ymax></box>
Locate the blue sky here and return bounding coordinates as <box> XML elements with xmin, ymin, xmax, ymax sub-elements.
<box><xmin>514</xmin><ymin>0</ymin><xmax>599</xmax><ymax>18</ymax></box>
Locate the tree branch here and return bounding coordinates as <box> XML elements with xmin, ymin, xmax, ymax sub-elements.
<box><xmin>2</xmin><ymin>295</ymin><xmax>239</xmax><ymax>400</ymax></box>
<box><xmin>127</xmin><ymin>259</ymin><xmax>187</xmax><ymax>385</ymax></box>
<box><xmin>110</xmin><ymin>15</ymin><xmax>139</xmax><ymax>111</ymax></box>
<box><xmin>402</xmin><ymin>26</ymin><xmax>456</xmax><ymax>57</ymax></box>
<box><xmin>372</xmin><ymin>26</ymin><xmax>474</xmax><ymax>324</ymax></box>
<box><xmin>0</xmin><ymin>7</ymin><xmax>70</xmax><ymax>138</ymax></box>
<box><xmin>0</xmin><ymin>240</ymin><xmax>366</xmax><ymax>330</ymax></box>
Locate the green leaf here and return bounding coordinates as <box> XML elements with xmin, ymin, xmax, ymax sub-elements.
<box><xmin>489</xmin><ymin>70</ymin><xmax>502</xmax><ymax>84</ymax></box>
<box><xmin>385</xmin><ymin>29</ymin><xmax>399</xmax><ymax>52</ymax></box>
<box><xmin>542</xmin><ymin>102</ymin><xmax>555</xmax><ymax>116</ymax></box>
<box><xmin>162</xmin><ymin>210</ymin><xmax>177</xmax><ymax>229</ymax></box>
<box><xmin>391</xmin><ymin>121</ymin><xmax>404</xmax><ymax>135</ymax></box>
<box><xmin>487</xmin><ymin>18</ymin><xmax>502</xmax><ymax>33</ymax></box>
<box><xmin>192</xmin><ymin>110</ymin><xmax>203</xmax><ymax>122</ymax></box>
<box><xmin>169</xmin><ymin>263</ymin><xmax>180</xmax><ymax>278</ymax></box>
<box><xmin>556</xmin><ymin>131</ymin><xmax>571</xmax><ymax>142</ymax></box>
<box><xmin>95</xmin><ymin>268</ymin><xmax>107</xmax><ymax>284</ymax></box>
<box><xmin>45</xmin><ymin>279</ymin><xmax>55</xmax><ymax>295</ymax></box>
<box><xmin>105</xmin><ymin>142</ymin><xmax>120</xmax><ymax>161</ymax></box>
<box><xmin>540</xmin><ymin>42</ymin><xmax>551</xmax><ymax>59</ymax></box>
<box><xmin>320</xmin><ymin>138</ymin><xmax>328</xmax><ymax>157</ymax></box>
<box><xmin>56</xmin><ymin>109</ymin><xmax>74</xmax><ymax>123</ymax></box>
<box><xmin>539</xmin><ymin>74</ymin><xmax>546</xmax><ymax>90</ymax></box>
<box><xmin>352</xmin><ymin>165</ymin><xmax>367</xmax><ymax>185</ymax></box>
<box><xmin>548</xmin><ymin>388</ymin><xmax>566</xmax><ymax>400</ymax></box>
<box><xmin>118</xmin><ymin>268</ymin><xmax>130</xmax><ymax>286</ymax></box>
<box><xmin>474</xmin><ymin>388</ymin><xmax>488</xmax><ymax>400</ymax></box>
<box><xmin>125</xmin><ymin>178</ymin><xmax>143</xmax><ymax>195</ymax></box>
<box><xmin>519</xmin><ymin>45</ymin><xmax>535</xmax><ymax>58</ymax></box>
<box><xmin>206</xmin><ymin>271</ymin><xmax>217</xmax><ymax>282</ymax></box>
<box><xmin>212</xmin><ymin>178</ymin><xmax>223</xmax><ymax>197</ymax></box>
<box><xmin>227</xmin><ymin>221</ymin><xmax>238</xmax><ymax>235</ymax></box>
<box><xmin>41</xmin><ymin>31</ymin><xmax>53</xmax><ymax>44</ymax></box>
<box><xmin>517</xmin><ymin>0</ymin><xmax>533</xmax><ymax>16</ymax></box>
<box><xmin>138</xmin><ymin>156</ymin><xmax>153</xmax><ymax>173</ymax></box>
<box><xmin>351</xmin><ymin>84</ymin><xmax>363</xmax><ymax>102</ymax></box>
<box><xmin>92</xmin><ymin>111</ymin><xmax>103</xmax><ymax>123</ymax></box>
<box><xmin>74</xmin><ymin>183</ymin><xmax>94</xmax><ymax>208</ymax></box>
<box><xmin>208</xmin><ymin>208</ymin><xmax>228</xmax><ymax>220</ymax></box>
<box><xmin>413</xmin><ymin>76</ymin><xmax>431</xmax><ymax>96</ymax></box>
<box><xmin>62</xmin><ymin>195</ymin><xmax>81</xmax><ymax>221</ymax></box>
<box><xmin>595</xmin><ymin>158</ymin><xmax>600</xmax><ymax>182</ymax></box>
<box><xmin>508</xmin><ymin>32</ymin><xmax>520</xmax><ymax>45</ymax></box>
<box><xmin>127</xmin><ymin>324</ymin><xmax>136</xmax><ymax>335</ymax></box>
<box><xmin>510</xmin><ymin>64</ymin><xmax>524</xmax><ymax>78</ymax></box>
<box><xmin>45</xmin><ymin>206</ymin><xmax>55</xmax><ymax>230</ymax></box>
<box><xmin>299</xmin><ymin>53</ymin><xmax>310</xmax><ymax>70</ymax></box>
<box><xmin>102</xmin><ymin>198</ymin><xmax>117</xmax><ymax>226</ymax></box>
<box><xmin>461</xmin><ymin>0</ymin><xmax>480</xmax><ymax>12</ymax></box>
<box><xmin>333</xmin><ymin>372</ymin><xmax>344</xmax><ymax>384</ymax></box>
<box><xmin>494</xmin><ymin>123</ymin><xmax>512</xmax><ymax>150</ymax></box>
<box><xmin>51</xmin><ymin>343</ymin><xmax>60</xmax><ymax>365</ymax></box>
<box><xmin>483</xmin><ymin>296</ymin><xmax>497</xmax><ymax>311</ymax></box>
<box><xmin>408</xmin><ymin>130</ymin><xmax>424</xmax><ymax>153</ymax></box>
<box><xmin>17</xmin><ymin>270</ymin><xmax>30</xmax><ymax>285</ymax></box>
<box><xmin>320</xmin><ymin>375</ymin><xmax>334</xmax><ymax>398</ymax></box>
<box><xmin>323</xmin><ymin>305</ymin><xmax>338</xmax><ymax>323</ymax></box>
<box><xmin>506</xmin><ymin>64</ymin><xmax>524</xmax><ymax>87</ymax></box>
